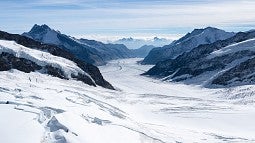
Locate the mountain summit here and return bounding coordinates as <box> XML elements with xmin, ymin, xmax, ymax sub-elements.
<box><xmin>144</xmin><ymin>30</ymin><xmax>255</xmax><ymax>87</ymax></box>
<box><xmin>142</xmin><ymin>27</ymin><xmax>235</xmax><ymax>64</ymax></box>
<box><xmin>23</xmin><ymin>24</ymin><xmax>61</xmax><ymax>45</ymax></box>
<box><xmin>23</xmin><ymin>24</ymin><xmax>133</xmax><ymax>66</ymax></box>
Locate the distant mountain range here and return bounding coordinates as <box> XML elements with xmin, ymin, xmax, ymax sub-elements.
<box><xmin>144</xmin><ymin>30</ymin><xmax>255</xmax><ymax>87</ymax></box>
<box><xmin>23</xmin><ymin>24</ymin><xmax>133</xmax><ymax>66</ymax></box>
<box><xmin>142</xmin><ymin>27</ymin><xmax>235</xmax><ymax>64</ymax></box>
<box><xmin>113</xmin><ymin>37</ymin><xmax>172</xmax><ymax>49</ymax></box>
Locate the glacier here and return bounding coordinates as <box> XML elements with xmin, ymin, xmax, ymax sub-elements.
<box><xmin>0</xmin><ymin>58</ymin><xmax>255</xmax><ymax>143</ymax></box>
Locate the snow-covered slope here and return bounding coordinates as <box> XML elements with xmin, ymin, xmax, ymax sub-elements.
<box><xmin>142</xmin><ymin>27</ymin><xmax>235</xmax><ymax>64</ymax></box>
<box><xmin>23</xmin><ymin>24</ymin><xmax>133</xmax><ymax>65</ymax></box>
<box><xmin>208</xmin><ymin>38</ymin><xmax>255</xmax><ymax>59</ymax></box>
<box><xmin>1</xmin><ymin>58</ymin><xmax>255</xmax><ymax>143</ymax></box>
<box><xmin>144</xmin><ymin>30</ymin><xmax>255</xmax><ymax>87</ymax></box>
<box><xmin>0</xmin><ymin>30</ymin><xmax>114</xmax><ymax>89</ymax></box>
<box><xmin>0</xmin><ymin>40</ymin><xmax>96</xmax><ymax>85</ymax></box>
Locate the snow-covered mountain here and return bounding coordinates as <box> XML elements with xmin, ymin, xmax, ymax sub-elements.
<box><xmin>2</xmin><ymin>24</ymin><xmax>255</xmax><ymax>143</ymax></box>
<box><xmin>131</xmin><ymin>45</ymin><xmax>155</xmax><ymax>58</ymax></box>
<box><xmin>0</xmin><ymin>40</ymin><xmax>96</xmax><ymax>84</ymax></box>
<box><xmin>23</xmin><ymin>24</ymin><xmax>133</xmax><ymax>66</ymax></box>
<box><xmin>113</xmin><ymin>37</ymin><xmax>172</xmax><ymax>49</ymax></box>
<box><xmin>142</xmin><ymin>27</ymin><xmax>235</xmax><ymax>64</ymax></box>
<box><xmin>144</xmin><ymin>30</ymin><xmax>255</xmax><ymax>87</ymax></box>
<box><xmin>0</xmin><ymin>30</ymin><xmax>114</xmax><ymax>89</ymax></box>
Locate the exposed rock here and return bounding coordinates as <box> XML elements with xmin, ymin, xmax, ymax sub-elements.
<box><xmin>144</xmin><ymin>30</ymin><xmax>255</xmax><ymax>87</ymax></box>
<box><xmin>0</xmin><ymin>52</ymin><xmax>42</xmax><ymax>72</ymax></box>
<box><xmin>212</xmin><ymin>57</ymin><xmax>255</xmax><ymax>86</ymax></box>
<box><xmin>0</xmin><ymin>30</ymin><xmax>114</xmax><ymax>89</ymax></box>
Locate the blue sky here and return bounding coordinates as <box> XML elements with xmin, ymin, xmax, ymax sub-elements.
<box><xmin>1</xmin><ymin>0</ymin><xmax>255</xmax><ymax>41</ymax></box>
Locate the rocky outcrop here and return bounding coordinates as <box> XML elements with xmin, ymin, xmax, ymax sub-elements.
<box><xmin>0</xmin><ymin>52</ymin><xmax>42</xmax><ymax>72</ymax></box>
<box><xmin>0</xmin><ymin>52</ymin><xmax>96</xmax><ymax>86</ymax></box>
<box><xmin>212</xmin><ymin>57</ymin><xmax>255</xmax><ymax>86</ymax></box>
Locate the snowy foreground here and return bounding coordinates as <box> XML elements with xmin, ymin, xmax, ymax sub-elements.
<box><xmin>0</xmin><ymin>58</ymin><xmax>255</xmax><ymax>143</ymax></box>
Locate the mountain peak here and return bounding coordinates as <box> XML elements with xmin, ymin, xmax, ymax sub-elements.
<box><xmin>204</xmin><ymin>26</ymin><xmax>218</xmax><ymax>30</ymax></box>
<box><xmin>119</xmin><ymin>37</ymin><xmax>134</xmax><ymax>41</ymax></box>
<box><xmin>142</xmin><ymin>27</ymin><xmax>235</xmax><ymax>64</ymax></box>
<box><xmin>23</xmin><ymin>24</ymin><xmax>60</xmax><ymax>45</ymax></box>
<box><xmin>30</xmin><ymin>24</ymin><xmax>51</xmax><ymax>33</ymax></box>
<box><xmin>191</xmin><ymin>26</ymin><xmax>220</xmax><ymax>35</ymax></box>
<box><xmin>153</xmin><ymin>37</ymin><xmax>160</xmax><ymax>40</ymax></box>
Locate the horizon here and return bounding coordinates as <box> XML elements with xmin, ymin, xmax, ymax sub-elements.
<box><xmin>1</xmin><ymin>0</ymin><xmax>255</xmax><ymax>42</ymax></box>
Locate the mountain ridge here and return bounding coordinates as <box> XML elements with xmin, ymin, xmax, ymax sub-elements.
<box><xmin>142</xmin><ymin>27</ymin><xmax>235</xmax><ymax>65</ymax></box>
<box><xmin>23</xmin><ymin>24</ymin><xmax>133</xmax><ymax>66</ymax></box>
<box><xmin>143</xmin><ymin>30</ymin><xmax>255</xmax><ymax>87</ymax></box>
<box><xmin>0</xmin><ymin>30</ymin><xmax>114</xmax><ymax>89</ymax></box>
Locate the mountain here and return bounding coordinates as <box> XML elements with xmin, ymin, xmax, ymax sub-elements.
<box><xmin>113</xmin><ymin>37</ymin><xmax>172</xmax><ymax>49</ymax></box>
<box><xmin>143</xmin><ymin>30</ymin><xmax>255</xmax><ymax>87</ymax></box>
<box><xmin>0</xmin><ymin>30</ymin><xmax>114</xmax><ymax>89</ymax></box>
<box><xmin>78</xmin><ymin>38</ymin><xmax>133</xmax><ymax>61</ymax></box>
<box><xmin>131</xmin><ymin>45</ymin><xmax>155</xmax><ymax>58</ymax></box>
<box><xmin>142</xmin><ymin>27</ymin><xmax>235</xmax><ymax>64</ymax></box>
<box><xmin>22</xmin><ymin>24</ymin><xmax>133</xmax><ymax>66</ymax></box>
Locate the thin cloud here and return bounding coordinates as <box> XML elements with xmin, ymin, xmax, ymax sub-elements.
<box><xmin>0</xmin><ymin>0</ymin><xmax>254</xmax><ymax>41</ymax></box>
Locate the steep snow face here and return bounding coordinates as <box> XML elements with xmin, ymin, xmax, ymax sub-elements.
<box><xmin>1</xmin><ymin>58</ymin><xmax>255</xmax><ymax>143</ymax></box>
<box><xmin>142</xmin><ymin>27</ymin><xmax>235</xmax><ymax>64</ymax></box>
<box><xmin>174</xmin><ymin>27</ymin><xmax>235</xmax><ymax>45</ymax></box>
<box><xmin>0</xmin><ymin>40</ymin><xmax>92</xmax><ymax>81</ymax></box>
<box><xmin>208</xmin><ymin>38</ymin><xmax>255</xmax><ymax>59</ymax></box>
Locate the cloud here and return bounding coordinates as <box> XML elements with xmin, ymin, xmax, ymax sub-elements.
<box><xmin>0</xmin><ymin>0</ymin><xmax>255</xmax><ymax>41</ymax></box>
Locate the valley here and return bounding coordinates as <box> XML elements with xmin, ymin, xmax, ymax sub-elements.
<box><xmin>1</xmin><ymin>58</ymin><xmax>255</xmax><ymax>143</ymax></box>
<box><xmin>1</xmin><ymin>0</ymin><xmax>255</xmax><ymax>142</ymax></box>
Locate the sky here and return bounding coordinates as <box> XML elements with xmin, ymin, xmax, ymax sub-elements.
<box><xmin>0</xmin><ymin>0</ymin><xmax>255</xmax><ymax>41</ymax></box>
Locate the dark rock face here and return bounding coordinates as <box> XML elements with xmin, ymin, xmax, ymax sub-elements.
<box><xmin>0</xmin><ymin>52</ymin><xmax>42</xmax><ymax>72</ymax></box>
<box><xmin>212</xmin><ymin>57</ymin><xmax>255</xmax><ymax>86</ymax></box>
<box><xmin>142</xmin><ymin>27</ymin><xmax>235</xmax><ymax>65</ymax></box>
<box><xmin>144</xmin><ymin>30</ymin><xmax>255</xmax><ymax>87</ymax></box>
<box><xmin>23</xmin><ymin>24</ymin><xmax>133</xmax><ymax>66</ymax></box>
<box><xmin>0</xmin><ymin>30</ymin><xmax>114</xmax><ymax>89</ymax></box>
<box><xmin>0</xmin><ymin>52</ymin><xmax>96</xmax><ymax>86</ymax></box>
<box><xmin>44</xmin><ymin>65</ymin><xmax>68</xmax><ymax>80</ymax></box>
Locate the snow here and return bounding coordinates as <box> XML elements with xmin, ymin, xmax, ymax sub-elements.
<box><xmin>0</xmin><ymin>40</ymin><xmax>91</xmax><ymax>79</ymax></box>
<box><xmin>0</xmin><ymin>58</ymin><xmax>255</xmax><ymax>143</ymax></box>
<box><xmin>178</xmin><ymin>28</ymin><xmax>233</xmax><ymax>45</ymax></box>
<box><xmin>208</xmin><ymin>38</ymin><xmax>255</xmax><ymax>59</ymax></box>
<box><xmin>0</xmin><ymin>104</ymin><xmax>44</xmax><ymax>143</ymax></box>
